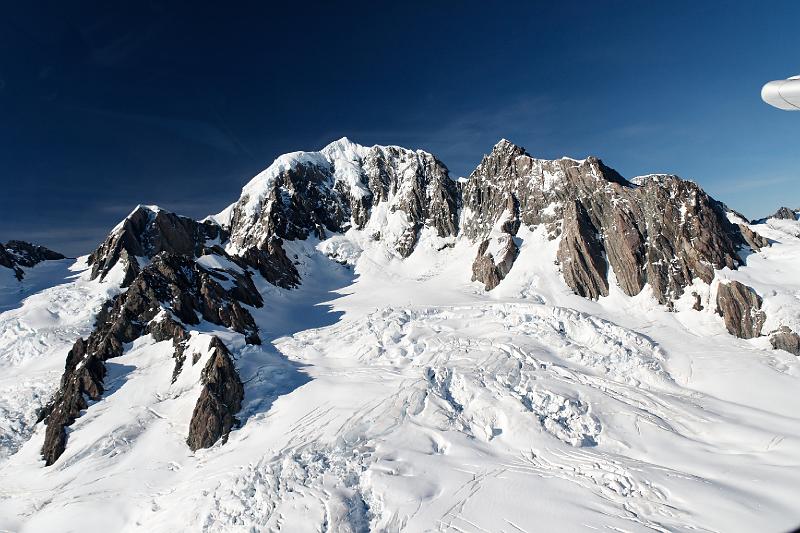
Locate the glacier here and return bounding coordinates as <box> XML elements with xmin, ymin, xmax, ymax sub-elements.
<box><xmin>0</xmin><ymin>138</ymin><xmax>799</xmax><ymax>532</ymax></box>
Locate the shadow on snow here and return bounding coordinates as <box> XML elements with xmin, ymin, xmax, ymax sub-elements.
<box><xmin>234</xmin><ymin>251</ymin><xmax>355</xmax><ymax>427</ymax></box>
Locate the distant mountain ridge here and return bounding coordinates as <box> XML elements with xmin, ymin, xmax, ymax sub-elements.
<box><xmin>0</xmin><ymin>241</ymin><xmax>65</xmax><ymax>281</ymax></box>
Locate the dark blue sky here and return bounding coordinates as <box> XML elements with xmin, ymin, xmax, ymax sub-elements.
<box><xmin>2</xmin><ymin>1</ymin><xmax>798</xmax><ymax>255</ymax></box>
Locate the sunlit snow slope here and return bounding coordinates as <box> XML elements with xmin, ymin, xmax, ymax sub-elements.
<box><xmin>0</xmin><ymin>139</ymin><xmax>799</xmax><ymax>533</ymax></box>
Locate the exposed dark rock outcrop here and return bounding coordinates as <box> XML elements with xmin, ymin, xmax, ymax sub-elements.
<box><xmin>769</xmin><ymin>326</ymin><xmax>800</xmax><ymax>356</ymax></box>
<box><xmin>557</xmin><ymin>200</ymin><xmax>609</xmax><ymax>300</ymax></box>
<box><xmin>0</xmin><ymin>240</ymin><xmax>65</xmax><ymax>280</ymax></box>
<box><xmin>226</xmin><ymin>139</ymin><xmax>459</xmax><ymax>260</ymax></box>
<box><xmin>0</xmin><ymin>246</ymin><xmax>20</xmax><ymax>279</ymax></box>
<box><xmin>4</xmin><ymin>240</ymin><xmax>66</xmax><ymax>266</ymax></box>
<box><xmin>692</xmin><ymin>292</ymin><xmax>704</xmax><ymax>311</ymax></box>
<box><xmin>40</xmin><ymin>337</ymin><xmax>104</xmax><ymax>465</ymax></box>
<box><xmin>364</xmin><ymin>146</ymin><xmax>459</xmax><ymax>257</ymax></box>
<box><xmin>751</xmin><ymin>206</ymin><xmax>799</xmax><ymax>225</ymax></box>
<box><xmin>472</xmin><ymin>195</ymin><xmax>521</xmax><ymax>290</ymax></box>
<box><xmin>88</xmin><ymin>205</ymin><xmax>227</xmax><ymax>285</ymax></box>
<box><xmin>41</xmin><ymin>252</ymin><xmax>260</xmax><ymax>465</ymax></box>
<box><xmin>186</xmin><ymin>337</ymin><xmax>244</xmax><ymax>451</ymax></box>
<box><xmin>472</xmin><ymin>236</ymin><xmax>519</xmax><ymax>291</ymax></box>
<box><xmin>715</xmin><ymin>281</ymin><xmax>766</xmax><ymax>339</ymax></box>
<box><xmin>462</xmin><ymin>140</ymin><xmax>760</xmax><ymax>304</ymax></box>
<box><xmin>771</xmin><ymin>207</ymin><xmax>798</xmax><ymax>221</ymax></box>
<box><xmin>737</xmin><ymin>223</ymin><xmax>770</xmax><ymax>251</ymax></box>
<box><xmin>239</xmin><ymin>236</ymin><xmax>300</xmax><ymax>289</ymax></box>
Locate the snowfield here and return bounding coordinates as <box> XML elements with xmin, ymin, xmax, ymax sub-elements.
<box><xmin>0</xmin><ymin>257</ymin><xmax>123</xmax><ymax>461</ymax></box>
<box><xmin>1</xmin><ymin>209</ymin><xmax>800</xmax><ymax>531</ymax></box>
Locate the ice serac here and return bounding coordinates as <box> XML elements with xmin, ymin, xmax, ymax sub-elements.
<box><xmin>40</xmin><ymin>252</ymin><xmax>261</xmax><ymax>465</ymax></box>
<box><xmin>715</xmin><ymin>280</ymin><xmax>766</xmax><ymax>339</ymax></box>
<box><xmin>0</xmin><ymin>240</ymin><xmax>65</xmax><ymax>280</ymax></box>
<box><xmin>461</xmin><ymin>140</ymin><xmax>761</xmax><ymax>304</ymax></box>
<box><xmin>88</xmin><ymin>205</ymin><xmax>227</xmax><ymax>286</ymax></box>
<box><xmin>186</xmin><ymin>337</ymin><xmax>244</xmax><ymax>451</ymax></box>
<box><xmin>224</xmin><ymin>138</ymin><xmax>458</xmax><ymax>262</ymax></box>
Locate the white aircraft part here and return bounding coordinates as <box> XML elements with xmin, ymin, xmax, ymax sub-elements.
<box><xmin>762</xmin><ymin>76</ymin><xmax>800</xmax><ymax>110</ymax></box>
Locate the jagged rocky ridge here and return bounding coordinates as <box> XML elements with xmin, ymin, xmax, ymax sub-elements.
<box><xmin>753</xmin><ymin>206</ymin><xmax>799</xmax><ymax>223</ymax></box>
<box><xmin>38</xmin><ymin>141</ymin><xmax>465</xmax><ymax>465</ymax></box>
<box><xmin>40</xmin><ymin>247</ymin><xmax>262</xmax><ymax>465</ymax></box>
<box><xmin>38</xmin><ymin>137</ymin><xmax>799</xmax><ymax>466</ymax></box>
<box><xmin>0</xmin><ymin>240</ymin><xmax>65</xmax><ymax>280</ymax></box>
<box><xmin>88</xmin><ymin>205</ymin><xmax>228</xmax><ymax>286</ymax></box>
<box><xmin>462</xmin><ymin>140</ymin><xmax>767</xmax><ymax>304</ymax></box>
<box><xmin>222</xmin><ymin>139</ymin><xmax>459</xmax><ymax>258</ymax></box>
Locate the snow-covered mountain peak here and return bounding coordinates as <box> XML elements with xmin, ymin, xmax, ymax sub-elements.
<box><xmin>109</xmin><ymin>204</ymin><xmax>162</xmax><ymax>233</ymax></box>
<box><xmin>132</xmin><ymin>203</ymin><xmax>162</xmax><ymax>214</ymax></box>
<box><xmin>235</xmin><ymin>149</ymin><xmax>330</xmax><ymax>219</ymax></box>
<box><xmin>630</xmin><ymin>173</ymin><xmax>669</xmax><ymax>186</ymax></box>
<box><xmin>630</xmin><ymin>173</ymin><xmax>698</xmax><ymax>188</ymax></box>
<box><xmin>90</xmin><ymin>204</ymin><xmax>227</xmax><ymax>286</ymax></box>
<box><xmin>319</xmin><ymin>135</ymin><xmax>366</xmax><ymax>157</ymax></box>
<box><xmin>229</xmin><ymin>138</ymin><xmax>372</xmax><ymax>223</ymax></box>
<box><xmin>230</xmin><ymin>137</ymin><xmax>442</xmax><ymax>225</ymax></box>
<box><xmin>222</xmin><ymin>139</ymin><xmax>457</xmax><ymax>258</ymax></box>
<box><xmin>481</xmin><ymin>137</ymin><xmax>528</xmax><ymax>166</ymax></box>
<box><xmin>5</xmin><ymin>138</ymin><xmax>800</xmax><ymax>532</ymax></box>
<box><xmin>491</xmin><ymin>137</ymin><xmax>520</xmax><ymax>152</ymax></box>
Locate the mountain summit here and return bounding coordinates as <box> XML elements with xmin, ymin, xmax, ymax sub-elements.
<box><xmin>1</xmin><ymin>139</ymin><xmax>799</xmax><ymax>532</ymax></box>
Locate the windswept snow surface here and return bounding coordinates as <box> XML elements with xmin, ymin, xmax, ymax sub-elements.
<box><xmin>1</xmin><ymin>225</ymin><xmax>800</xmax><ymax>532</ymax></box>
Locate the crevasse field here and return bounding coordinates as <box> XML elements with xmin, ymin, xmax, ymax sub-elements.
<box><xmin>0</xmin><ymin>212</ymin><xmax>799</xmax><ymax>532</ymax></box>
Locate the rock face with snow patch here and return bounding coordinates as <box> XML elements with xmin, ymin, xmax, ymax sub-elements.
<box><xmin>736</xmin><ymin>222</ymin><xmax>771</xmax><ymax>250</ymax></box>
<box><xmin>472</xmin><ymin>235</ymin><xmax>518</xmax><ymax>291</ymax></box>
<box><xmin>771</xmin><ymin>206</ymin><xmax>798</xmax><ymax>221</ymax></box>
<box><xmin>3</xmin><ymin>240</ymin><xmax>66</xmax><ymax>267</ymax></box>
<box><xmin>187</xmin><ymin>337</ymin><xmax>244</xmax><ymax>451</ymax></box>
<box><xmin>0</xmin><ymin>246</ymin><xmax>21</xmax><ymax>280</ymax></box>
<box><xmin>41</xmin><ymin>252</ymin><xmax>262</xmax><ymax>465</ymax></box>
<box><xmin>715</xmin><ymin>281</ymin><xmax>766</xmax><ymax>339</ymax></box>
<box><xmin>0</xmin><ymin>240</ymin><xmax>65</xmax><ymax>280</ymax></box>
<box><xmin>238</xmin><ymin>236</ymin><xmax>300</xmax><ymax>288</ymax></box>
<box><xmin>224</xmin><ymin>138</ymin><xmax>459</xmax><ymax>260</ymax></box>
<box><xmin>471</xmin><ymin>195</ymin><xmax>520</xmax><ymax>290</ymax></box>
<box><xmin>461</xmin><ymin>140</ymin><xmax>761</xmax><ymax>304</ymax></box>
<box><xmin>88</xmin><ymin>205</ymin><xmax>227</xmax><ymax>286</ymax></box>
<box><xmin>769</xmin><ymin>326</ymin><xmax>800</xmax><ymax>356</ymax></box>
<box><xmin>557</xmin><ymin>200</ymin><xmax>609</xmax><ymax>299</ymax></box>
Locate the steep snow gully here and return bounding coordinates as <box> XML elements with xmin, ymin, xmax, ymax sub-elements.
<box><xmin>1</xmin><ymin>138</ymin><xmax>800</xmax><ymax>532</ymax></box>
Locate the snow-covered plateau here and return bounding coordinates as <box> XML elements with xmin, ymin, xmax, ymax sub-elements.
<box><xmin>1</xmin><ymin>138</ymin><xmax>799</xmax><ymax>532</ymax></box>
